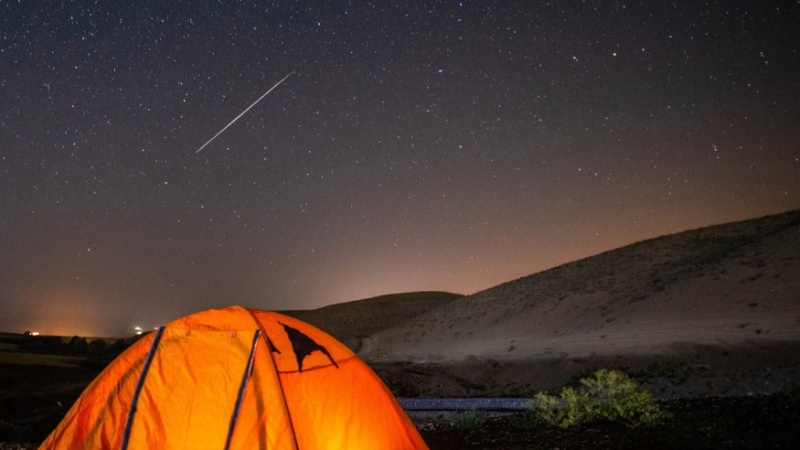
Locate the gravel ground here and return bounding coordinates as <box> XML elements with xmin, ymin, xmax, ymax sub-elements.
<box><xmin>0</xmin><ymin>444</ymin><xmax>36</xmax><ymax>450</ymax></box>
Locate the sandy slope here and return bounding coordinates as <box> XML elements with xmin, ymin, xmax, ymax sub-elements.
<box><xmin>283</xmin><ymin>291</ymin><xmax>462</xmax><ymax>349</ymax></box>
<box><xmin>358</xmin><ymin>210</ymin><xmax>800</xmax><ymax>364</ymax></box>
<box><xmin>278</xmin><ymin>211</ymin><xmax>800</xmax><ymax>397</ymax></box>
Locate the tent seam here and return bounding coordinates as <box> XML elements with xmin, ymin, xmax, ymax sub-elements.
<box><xmin>245</xmin><ymin>308</ymin><xmax>301</xmax><ymax>450</ymax></box>
<box><xmin>224</xmin><ymin>329</ymin><xmax>261</xmax><ymax>450</ymax></box>
<box><xmin>120</xmin><ymin>326</ymin><xmax>165</xmax><ymax>450</ymax></box>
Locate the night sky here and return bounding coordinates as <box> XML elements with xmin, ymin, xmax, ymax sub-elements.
<box><xmin>2</xmin><ymin>1</ymin><xmax>798</xmax><ymax>337</ymax></box>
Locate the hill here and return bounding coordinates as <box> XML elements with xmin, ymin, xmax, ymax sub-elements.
<box><xmin>282</xmin><ymin>291</ymin><xmax>462</xmax><ymax>349</ymax></box>
<box><xmin>357</xmin><ymin>210</ymin><xmax>800</xmax><ymax>397</ymax></box>
<box><xmin>3</xmin><ymin>211</ymin><xmax>798</xmax><ymax>402</ymax></box>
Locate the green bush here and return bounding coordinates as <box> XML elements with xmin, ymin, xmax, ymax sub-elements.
<box><xmin>525</xmin><ymin>369</ymin><xmax>669</xmax><ymax>428</ymax></box>
<box><xmin>528</xmin><ymin>391</ymin><xmax>567</xmax><ymax>427</ymax></box>
<box><xmin>452</xmin><ymin>408</ymin><xmax>489</xmax><ymax>430</ymax></box>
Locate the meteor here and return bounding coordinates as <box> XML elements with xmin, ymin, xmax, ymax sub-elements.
<box><xmin>194</xmin><ymin>71</ymin><xmax>294</xmax><ymax>154</ymax></box>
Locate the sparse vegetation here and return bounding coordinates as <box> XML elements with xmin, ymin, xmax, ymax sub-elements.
<box><xmin>525</xmin><ymin>369</ymin><xmax>669</xmax><ymax>428</ymax></box>
<box><xmin>420</xmin><ymin>392</ymin><xmax>800</xmax><ymax>449</ymax></box>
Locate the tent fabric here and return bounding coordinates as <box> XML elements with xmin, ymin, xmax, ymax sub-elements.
<box><xmin>39</xmin><ymin>306</ymin><xmax>428</xmax><ymax>450</ymax></box>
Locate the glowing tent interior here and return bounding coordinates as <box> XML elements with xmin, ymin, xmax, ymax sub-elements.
<box><xmin>39</xmin><ymin>306</ymin><xmax>428</xmax><ymax>449</ymax></box>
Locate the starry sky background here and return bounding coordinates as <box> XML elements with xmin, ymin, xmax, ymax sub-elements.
<box><xmin>1</xmin><ymin>1</ymin><xmax>798</xmax><ymax>337</ymax></box>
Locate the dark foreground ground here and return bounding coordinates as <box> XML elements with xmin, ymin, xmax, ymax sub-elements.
<box><xmin>3</xmin><ymin>396</ymin><xmax>799</xmax><ymax>450</ymax></box>
<box><xmin>2</xmin><ymin>359</ymin><xmax>799</xmax><ymax>449</ymax></box>
<box><xmin>417</xmin><ymin>394</ymin><xmax>800</xmax><ymax>450</ymax></box>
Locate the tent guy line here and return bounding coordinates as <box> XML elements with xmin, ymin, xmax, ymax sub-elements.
<box><xmin>194</xmin><ymin>71</ymin><xmax>295</xmax><ymax>154</ymax></box>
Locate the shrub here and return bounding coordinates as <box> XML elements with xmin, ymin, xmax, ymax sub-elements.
<box><xmin>525</xmin><ymin>369</ymin><xmax>669</xmax><ymax>428</ymax></box>
<box><xmin>452</xmin><ymin>409</ymin><xmax>489</xmax><ymax>430</ymax></box>
<box><xmin>529</xmin><ymin>391</ymin><xmax>567</xmax><ymax>427</ymax></box>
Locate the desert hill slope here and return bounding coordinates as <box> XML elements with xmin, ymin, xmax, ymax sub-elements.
<box><xmin>282</xmin><ymin>291</ymin><xmax>462</xmax><ymax>347</ymax></box>
<box><xmin>359</xmin><ymin>210</ymin><xmax>800</xmax><ymax>367</ymax></box>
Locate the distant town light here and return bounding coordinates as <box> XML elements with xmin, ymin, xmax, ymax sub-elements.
<box><xmin>31</xmin><ymin>331</ymin><xmax>40</xmax><ymax>336</ymax></box>
<box><xmin>134</xmin><ymin>326</ymin><xmax>143</xmax><ymax>335</ymax></box>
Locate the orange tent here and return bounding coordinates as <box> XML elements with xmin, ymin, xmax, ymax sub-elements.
<box><xmin>39</xmin><ymin>306</ymin><xmax>428</xmax><ymax>449</ymax></box>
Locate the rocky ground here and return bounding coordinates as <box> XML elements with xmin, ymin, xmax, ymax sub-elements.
<box><xmin>0</xmin><ymin>444</ymin><xmax>35</xmax><ymax>450</ymax></box>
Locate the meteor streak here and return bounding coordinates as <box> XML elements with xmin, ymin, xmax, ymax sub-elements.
<box><xmin>194</xmin><ymin>71</ymin><xmax>294</xmax><ymax>154</ymax></box>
